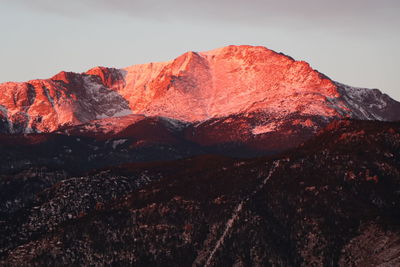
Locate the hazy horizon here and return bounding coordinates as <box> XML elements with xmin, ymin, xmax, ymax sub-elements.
<box><xmin>1</xmin><ymin>0</ymin><xmax>399</xmax><ymax>100</ymax></box>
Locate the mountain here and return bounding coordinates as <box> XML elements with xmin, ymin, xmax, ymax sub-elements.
<box><xmin>1</xmin><ymin>45</ymin><xmax>399</xmax><ymax>135</ymax></box>
<box><xmin>1</xmin><ymin>45</ymin><xmax>399</xmax><ymax>167</ymax></box>
<box><xmin>1</xmin><ymin>45</ymin><xmax>400</xmax><ymax>266</ymax></box>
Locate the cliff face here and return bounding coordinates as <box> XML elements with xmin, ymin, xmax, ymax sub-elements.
<box><xmin>1</xmin><ymin>45</ymin><xmax>399</xmax><ymax>134</ymax></box>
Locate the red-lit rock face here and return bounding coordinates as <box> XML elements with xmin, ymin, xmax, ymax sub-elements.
<box><xmin>0</xmin><ymin>45</ymin><xmax>398</xmax><ymax>133</ymax></box>
<box><xmin>117</xmin><ymin>46</ymin><xmax>341</xmax><ymax>121</ymax></box>
<box><xmin>0</xmin><ymin>72</ymin><xmax>131</xmax><ymax>133</ymax></box>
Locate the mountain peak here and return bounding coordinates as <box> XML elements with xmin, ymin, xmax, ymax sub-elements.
<box><xmin>86</xmin><ymin>66</ymin><xmax>125</xmax><ymax>89</ymax></box>
<box><xmin>115</xmin><ymin>44</ymin><xmax>342</xmax><ymax>121</ymax></box>
<box><xmin>51</xmin><ymin>71</ymin><xmax>76</xmax><ymax>84</ymax></box>
<box><xmin>201</xmin><ymin>44</ymin><xmax>272</xmax><ymax>56</ymax></box>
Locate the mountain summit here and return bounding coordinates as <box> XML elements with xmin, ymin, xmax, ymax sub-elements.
<box><xmin>0</xmin><ymin>45</ymin><xmax>399</xmax><ymax>134</ymax></box>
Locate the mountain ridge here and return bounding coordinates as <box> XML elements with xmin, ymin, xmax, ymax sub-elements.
<box><xmin>1</xmin><ymin>45</ymin><xmax>399</xmax><ymax>134</ymax></box>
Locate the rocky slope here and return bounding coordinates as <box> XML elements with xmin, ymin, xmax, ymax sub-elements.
<box><xmin>0</xmin><ymin>115</ymin><xmax>203</xmax><ymax>175</ymax></box>
<box><xmin>1</xmin><ymin>120</ymin><xmax>399</xmax><ymax>266</ymax></box>
<box><xmin>0</xmin><ymin>71</ymin><xmax>131</xmax><ymax>133</ymax></box>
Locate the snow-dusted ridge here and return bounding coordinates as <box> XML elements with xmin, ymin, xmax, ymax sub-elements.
<box><xmin>335</xmin><ymin>82</ymin><xmax>400</xmax><ymax>121</ymax></box>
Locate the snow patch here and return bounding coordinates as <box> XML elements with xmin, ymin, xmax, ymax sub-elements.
<box><xmin>70</xmin><ymin>115</ymin><xmax>147</xmax><ymax>135</ymax></box>
<box><xmin>252</xmin><ymin>121</ymin><xmax>281</xmax><ymax>135</ymax></box>
<box><xmin>96</xmin><ymin>109</ymin><xmax>132</xmax><ymax>120</ymax></box>
<box><xmin>160</xmin><ymin>116</ymin><xmax>188</xmax><ymax>130</ymax></box>
<box><xmin>335</xmin><ymin>82</ymin><xmax>388</xmax><ymax>121</ymax></box>
<box><xmin>0</xmin><ymin>105</ymin><xmax>8</xmax><ymax>117</ymax></box>
<box><xmin>82</xmin><ymin>76</ymin><xmax>132</xmax><ymax>120</ymax></box>
<box><xmin>111</xmin><ymin>139</ymin><xmax>128</xmax><ymax>149</ymax></box>
<box><xmin>43</xmin><ymin>86</ymin><xmax>55</xmax><ymax>107</ymax></box>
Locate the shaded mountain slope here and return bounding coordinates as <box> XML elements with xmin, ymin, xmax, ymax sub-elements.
<box><xmin>1</xmin><ymin>120</ymin><xmax>399</xmax><ymax>266</ymax></box>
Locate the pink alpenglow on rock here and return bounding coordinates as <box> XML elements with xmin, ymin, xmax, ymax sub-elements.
<box><xmin>0</xmin><ymin>45</ymin><xmax>399</xmax><ymax>134</ymax></box>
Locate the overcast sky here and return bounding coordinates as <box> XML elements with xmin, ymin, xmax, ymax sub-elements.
<box><xmin>0</xmin><ymin>0</ymin><xmax>399</xmax><ymax>100</ymax></box>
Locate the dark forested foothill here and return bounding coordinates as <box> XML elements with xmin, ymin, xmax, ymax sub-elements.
<box><xmin>1</xmin><ymin>120</ymin><xmax>399</xmax><ymax>266</ymax></box>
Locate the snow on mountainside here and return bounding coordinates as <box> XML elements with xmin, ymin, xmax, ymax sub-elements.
<box><xmin>335</xmin><ymin>82</ymin><xmax>400</xmax><ymax>121</ymax></box>
<box><xmin>0</xmin><ymin>45</ymin><xmax>399</xmax><ymax>134</ymax></box>
<box><xmin>57</xmin><ymin>114</ymin><xmax>188</xmax><ymax>141</ymax></box>
<box><xmin>0</xmin><ymin>72</ymin><xmax>131</xmax><ymax>133</ymax></box>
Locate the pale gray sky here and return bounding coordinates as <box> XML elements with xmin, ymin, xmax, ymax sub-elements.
<box><xmin>0</xmin><ymin>0</ymin><xmax>399</xmax><ymax>100</ymax></box>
